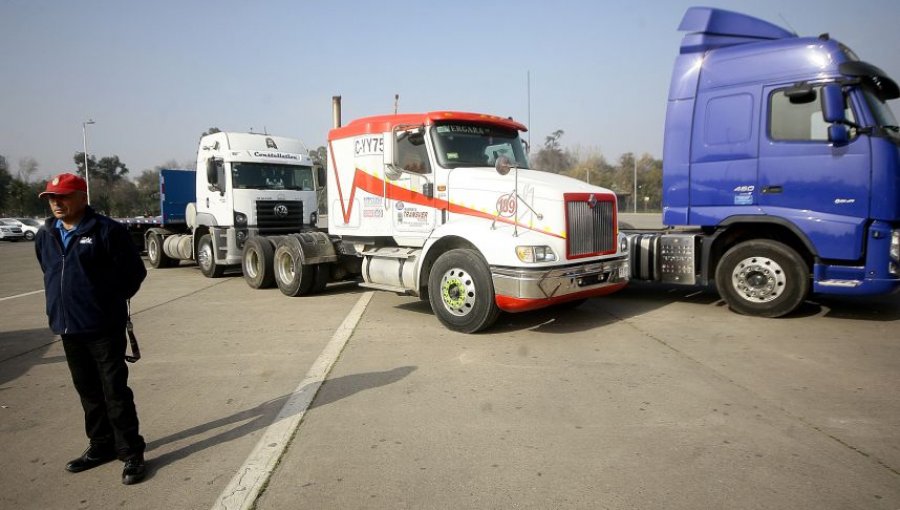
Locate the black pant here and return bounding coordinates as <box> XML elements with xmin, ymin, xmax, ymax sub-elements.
<box><xmin>61</xmin><ymin>330</ymin><xmax>145</xmax><ymax>459</ymax></box>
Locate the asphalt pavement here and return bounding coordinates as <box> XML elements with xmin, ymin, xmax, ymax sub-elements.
<box><xmin>1</xmin><ymin>239</ymin><xmax>898</xmax><ymax>510</ymax></box>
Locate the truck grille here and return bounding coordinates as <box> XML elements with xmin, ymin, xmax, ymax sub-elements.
<box><xmin>255</xmin><ymin>200</ymin><xmax>304</xmax><ymax>234</ymax></box>
<box><xmin>565</xmin><ymin>194</ymin><xmax>616</xmax><ymax>259</ymax></box>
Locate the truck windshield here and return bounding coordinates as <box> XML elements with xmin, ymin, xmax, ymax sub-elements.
<box><xmin>861</xmin><ymin>86</ymin><xmax>900</xmax><ymax>143</ymax></box>
<box><xmin>430</xmin><ymin>122</ymin><xmax>529</xmax><ymax>169</ymax></box>
<box><xmin>231</xmin><ymin>162</ymin><xmax>315</xmax><ymax>191</ymax></box>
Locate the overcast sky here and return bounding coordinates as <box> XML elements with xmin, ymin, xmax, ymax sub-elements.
<box><xmin>1</xmin><ymin>0</ymin><xmax>898</xmax><ymax>180</ymax></box>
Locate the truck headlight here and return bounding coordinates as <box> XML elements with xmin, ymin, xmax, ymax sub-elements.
<box><xmin>516</xmin><ymin>245</ymin><xmax>557</xmax><ymax>263</ymax></box>
<box><xmin>234</xmin><ymin>212</ymin><xmax>248</xmax><ymax>226</ymax></box>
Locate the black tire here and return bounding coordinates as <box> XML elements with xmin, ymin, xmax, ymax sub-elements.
<box><xmin>147</xmin><ymin>232</ymin><xmax>176</xmax><ymax>269</ymax></box>
<box><xmin>715</xmin><ymin>239</ymin><xmax>809</xmax><ymax>318</ymax></box>
<box><xmin>198</xmin><ymin>234</ymin><xmax>225</xmax><ymax>278</ymax></box>
<box><xmin>242</xmin><ymin>237</ymin><xmax>276</xmax><ymax>289</ymax></box>
<box><xmin>273</xmin><ymin>235</ymin><xmax>315</xmax><ymax>296</ymax></box>
<box><xmin>24</xmin><ymin>231</ymin><xmax>35</xmax><ymax>241</ymax></box>
<box><xmin>311</xmin><ymin>264</ymin><xmax>330</xmax><ymax>294</ymax></box>
<box><xmin>428</xmin><ymin>249</ymin><xmax>500</xmax><ymax>333</ymax></box>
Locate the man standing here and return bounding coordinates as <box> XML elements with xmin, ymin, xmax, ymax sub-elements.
<box><xmin>34</xmin><ymin>173</ymin><xmax>148</xmax><ymax>485</ymax></box>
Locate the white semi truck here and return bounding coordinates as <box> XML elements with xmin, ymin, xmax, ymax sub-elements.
<box><xmin>261</xmin><ymin>98</ymin><xmax>630</xmax><ymax>333</ymax></box>
<box><xmin>144</xmin><ymin>132</ymin><xmax>320</xmax><ymax>285</ymax></box>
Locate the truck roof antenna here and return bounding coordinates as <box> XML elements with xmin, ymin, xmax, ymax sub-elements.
<box><xmin>777</xmin><ymin>13</ymin><xmax>797</xmax><ymax>36</ymax></box>
<box><xmin>394</xmin><ymin>94</ymin><xmax>399</xmax><ymax>115</ymax></box>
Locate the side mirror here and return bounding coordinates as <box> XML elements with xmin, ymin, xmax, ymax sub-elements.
<box><xmin>495</xmin><ymin>155</ymin><xmax>515</xmax><ymax>176</ymax></box>
<box><xmin>385</xmin><ymin>163</ymin><xmax>403</xmax><ymax>181</ymax></box>
<box><xmin>821</xmin><ymin>84</ymin><xmax>847</xmax><ymax>124</ymax></box>
<box><xmin>206</xmin><ymin>158</ymin><xmax>218</xmax><ymax>186</ymax></box>
<box><xmin>828</xmin><ymin>124</ymin><xmax>850</xmax><ymax>146</ymax></box>
<box><xmin>315</xmin><ymin>165</ymin><xmax>327</xmax><ymax>189</ymax></box>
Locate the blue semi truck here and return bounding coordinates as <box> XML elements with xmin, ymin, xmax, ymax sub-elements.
<box><xmin>625</xmin><ymin>7</ymin><xmax>900</xmax><ymax>317</ymax></box>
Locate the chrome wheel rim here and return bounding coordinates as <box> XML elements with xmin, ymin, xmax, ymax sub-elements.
<box><xmin>245</xmin><ymin>249</ymin><xmax>260</xmax><ymax>279</ymax></box>
<box><xmin>148</xmin><ymin>237</ymin><xmax>159</xmax><ymax>262</ymax></box>
<box><xmin>275</xmin><ymin>251</ymin><xmax>295</xmax><ymax>284</ymax></box>
<box><xmin>198</xmin><ymin>242</ymin><xmax>214</xmax><ymax>271</ymax></box>
<box><xmin>439</xmin><ymin>267</ymin><xmax>476</xmax><ymax>317</ymax></box>
<box><xmin>731</xmin><ymin>256</ymin><xmax>786</xmax><ymax>303</ymax></box>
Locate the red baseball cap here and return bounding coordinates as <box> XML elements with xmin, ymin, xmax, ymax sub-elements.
<box><xmin>39</xmin><ymin>173</ymin><xmax>88</xmax><ymax>198</ymax></box>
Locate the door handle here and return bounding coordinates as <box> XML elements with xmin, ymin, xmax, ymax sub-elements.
<box><xmin>762</xmin><ymin>186</ymin><xmax>783</xmax><ymax>194</ymax></box>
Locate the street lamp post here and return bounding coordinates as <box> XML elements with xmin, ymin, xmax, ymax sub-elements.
<box><xmin>82</xmin><ymin>119</ymin><xmax>95</xmax><ymax>204</ymax></box>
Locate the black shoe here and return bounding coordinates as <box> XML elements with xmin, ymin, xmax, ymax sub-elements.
<box><xmin>122</xmin><ymin>454</ymin><xmax>146</xmax><ymax>485</ymax></box>
<box><xmin>65</xmin><ymin>445</ymin><xmax>117</xmax><ymax>473</ymax></box>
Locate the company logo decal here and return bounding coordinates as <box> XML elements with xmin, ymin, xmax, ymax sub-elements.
<box><xmin>495</xmin><ymin>193</ymin><xmax>517</xmax><ymax>217</ymax></box>
<box><xmin>274</xmin><ymin>204</ymin><xmax>289</xmax><ymax>217</ymax></box>
<box><xmin>266</xmin><ymin>137</ymin><xmax>278</xmax><ymax>149</ymax></box>
<box><xmin>587</xmin><ymin>194</ymin><xmax>598</xmax><ymax>209</ymax></box>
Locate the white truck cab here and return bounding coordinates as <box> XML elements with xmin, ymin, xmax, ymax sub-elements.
<box><xmin>327</xmin><ymin>109</ymin><xmax>630</xmax><ymax>332</ymax></box>
<box><xmin>147</xmin><ymin>132</ymin><xmax>319</xmax><ymax>281</ymax></box>
<box><xmin>193</xmin><ymin>132</ymin><xmax>317</xmax><ymax>275</ymax></box>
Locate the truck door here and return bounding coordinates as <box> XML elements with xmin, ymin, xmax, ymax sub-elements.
<box><xmin>198</xmin><ymin>157</ymin><xmax>233</xmax><ymax>225</ymax></box>
<box><xmin>758</xmin><ymin>84</ymin><xmax>871</xmax><ymax>222</ymax></box>
<box><xmin>688</xmin><ymin>86</ymin><xmax>760</xmax><ymax>223</ymax></box>
<box><xmin>385</xmin><ymin>130</ymin><xmax>437</xmax><ymax>244</ymax></box>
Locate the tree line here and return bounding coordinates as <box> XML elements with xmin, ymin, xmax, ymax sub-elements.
<box><xmin>530</xmin><ymin>130</ymin><xmax>663</xmax><ymax>212</ymax></box>
<box><xmin>0</xmin><ymin>153</ymin><xmax>193</xmax><ymax>218</ymax></box>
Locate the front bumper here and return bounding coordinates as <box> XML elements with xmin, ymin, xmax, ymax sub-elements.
<box><xmin>491</xmin><ymin>257</ymin><xmax>630</xmax><ymax>312</ymax></box>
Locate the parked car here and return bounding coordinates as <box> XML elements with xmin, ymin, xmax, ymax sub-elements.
<box><xmin>0</xmin><ymin>219</ymin><xmax>25</xmax><ymax>242</ymax></box>
<box><xmin>14</xmin><ymin>217</ymin><xmax>43</xmax><ymax>241</ymax></box>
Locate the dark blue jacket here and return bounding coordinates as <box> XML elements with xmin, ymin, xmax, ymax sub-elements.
<box><xmin>35</xmin><ymin>207</ymin><xmax>147</xmax><ymax>335</ymax></box>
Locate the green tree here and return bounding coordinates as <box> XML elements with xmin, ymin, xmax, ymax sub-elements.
<box><xmin>531</xmin><ymin>129</ymin><xmax>574</xmax><ymax>174</ymax></box>
<box><xmin>309</xmin><ymin>145</ymin><xmax>327</xmax><ymax>169</ymax></box>
<box><xmin>72</xmin><ymin>152</ymin><xmax>129</xmax><ymax>215</ymax></box>
<box><xmin>73</xmin><ymin>151</ymin><xmax>98</xmax><ymax>181</ymax></box>
<box><xmin>17</xmin><ymin>157</ymin><xmax>38</xmax><ymax>182</ymax></box>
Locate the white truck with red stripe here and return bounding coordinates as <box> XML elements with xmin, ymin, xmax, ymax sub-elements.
<box><xmin>300</xmin><ymin>99</ymin><xmax>629</xmax><ymax>333</ymax></box>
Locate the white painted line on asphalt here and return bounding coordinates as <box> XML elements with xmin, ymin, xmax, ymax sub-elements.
<box><xmin>0</xmin><ymin>289</ymin><xmax>44</xmax><ymax>302</ymax></box>
<box><xmin>210</xmin><ymin>291</ymin><xmax>375</xmax><ymax>510</ymax></box>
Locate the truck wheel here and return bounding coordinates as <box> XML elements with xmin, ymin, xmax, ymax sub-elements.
<box><xmin>147</xmin><ymin>232</ymin><xmax>176</xmax><ymax>268</ymax></box>
<box><xmin>198</xmin><ymin>234</ymin><xmax>225</xmax><ymax>278</ymax></box>
<box><xmin>428</xmin><ymin>249</ymin><xmax>500</xmax><ymax>333</ymax></box>
<box><xmin>273</xmin><ymin>236</ymin><xmax>315</xmax><ymax>296</ymax></box>
<box><xmin>715</xmin><ymin>239</ymin><xmax>809</xmax><ymax>318</ymax></box>
<box><xmin>242</xmin><ymin>237</ymin><xmax>275</xmax><ymax>289</ymax></box>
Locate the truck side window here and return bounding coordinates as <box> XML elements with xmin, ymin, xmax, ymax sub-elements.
<box><xmin>397</xmin><ymin>133</ymin><xmax>432</xmax><ymax>174</ymax></box>
<box><xmin>769</xmin><ymin>85</ymin><xmax>856</xmax><ymax>141</ymax></box>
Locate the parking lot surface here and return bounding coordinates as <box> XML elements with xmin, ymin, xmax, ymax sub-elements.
<box><xmin>1</xmin><ymin>240</ymin><xmax>898</xmax><ymax>509</ymax></box>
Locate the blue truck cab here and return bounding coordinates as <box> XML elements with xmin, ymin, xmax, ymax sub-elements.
<box><xmin>629</xmin><ymin>7</ymin><xmax>900</xmax><ymax>317</ymax></box>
